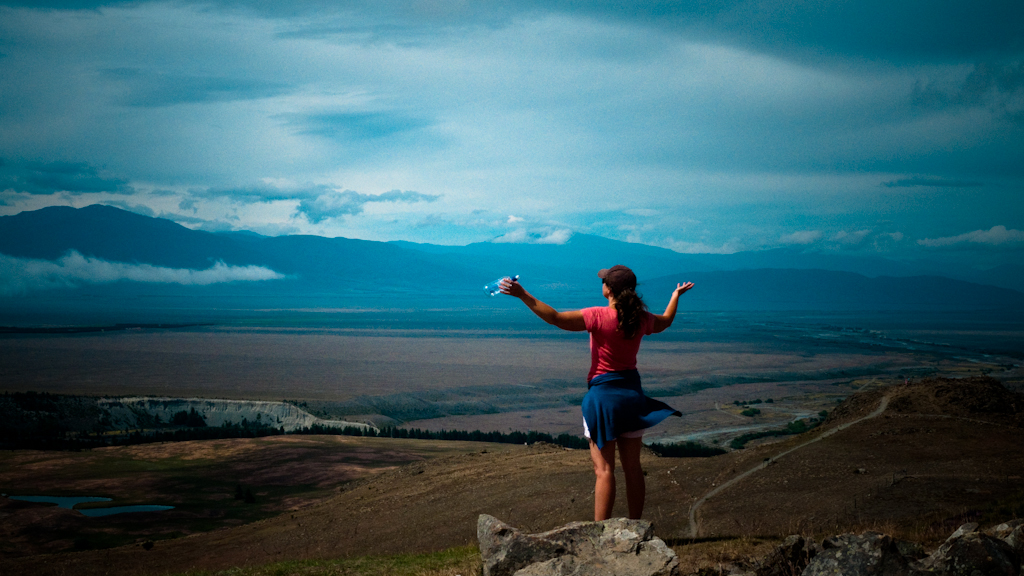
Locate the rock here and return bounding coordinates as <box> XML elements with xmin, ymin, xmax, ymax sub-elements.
<box><xmin>754</xmin><ymin>534</ymin><xmax>819</xmax><ymax>576</ymax></box>
<box><xmin>802</xmin><ymin>532</ymin><xmax>914</xmax><ymax>576</ymax></box>
<box><xmin>1005</xmin><ymin>524</ymin><xmax>1024</xmax><ymax>555</ymax></box>
<box><xmin>919</xmin><ymin>530</ymin><xmax>1020</xmax><ymax>576</ymax></box>
<box><xmin>948</xmin><ymin>522</ymin><xmax>979</xmax><ymax>541</ymax></box>
<box><xmin>477</xmin><ymin>514</ymin><xmax>679</xmax><ymax>576</ymax></box>
<box><xmin>988</xmin><ymin>520</ymin><xmax>1023</xmax><ymax>540</ymax></box>
<box><xmin>893</xmin><ymin>539</ymin><xmax>926</xmax><ymax>560</ymax></box>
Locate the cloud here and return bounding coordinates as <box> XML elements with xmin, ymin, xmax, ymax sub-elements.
<box><xmin>830</xmin><ymin>229</ymin><xmax>872</xmax><ymax>244</ymax></box>
<box><xmin>663</xmin><ymin>238</ymin><xmax>743</xmax><ymax>254</ymax></box>
<box><xmin>0</xmin><ymin>160</ymin><xmax>133</xmax><ymax>195</ymax></box>
<box><xmin>18</xmin><ymin>0</ymin><xmax>1020</xmax><ymax>65</ymax></box>
<box><xmin>284</xmin><ymin>112</ymin><xmax>432</xmax><ymax>142</ymax></box>
<box><xmin>103</xmin><ymin>67</ymin><xmax>290</xmax><ymax>107</ymax></box>
<box><xmin>918</xmin><ymin>225</ymin><xmax>1024</xmax><ymax>248</ymax></box>
<box><xmin>0</xmin><ymin>251</ymin><xmax>284</xmax><ymax>295</ymax></box>
<box><xmin>491</xmin><ymin>227</ymin><xmax>573</xmax><ymax>245</ymax></box>
<box><xmin>881</xmin><ymin>178</ymin><xmax>984</xmax><ymax>188</ymax></box>
<box><xmin>506</xmin><ymin>215</ymin><xmax>524</xmax><ymax>223</ymax></box>
<box><xmin>194</xmin><ymin>183</ymin><xmax>333</xmax><ymax>203</ymax></box>
<box><xmin>296</xmin><ymin>189</ymin><xmax>440</xmax><ymax>223</ymax></box>
<box><xmin>912</xmin><ymin>60</ymin><xmax>1024</xmax><ymax>121</ymax></box>
<box><xmin>779</xmin><ymin>230</ymin><xmax>823</xmax><ymax>245</ymax></box>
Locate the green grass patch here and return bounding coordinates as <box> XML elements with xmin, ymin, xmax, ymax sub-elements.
<box><xmin>171</xmin><ymin>545</ymin><xmax>481</xmax><ymax>576</ymax></box>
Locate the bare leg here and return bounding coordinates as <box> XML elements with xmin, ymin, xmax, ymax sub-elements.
<box><xmin>589</xmin><ymin>438</ymin><xmax>617</xmax><ymax>521</ymax></box>
<box><xmin>618</xmin><ymin>436</ymin><xmax>645</xmax><ymax>519</ymax></box>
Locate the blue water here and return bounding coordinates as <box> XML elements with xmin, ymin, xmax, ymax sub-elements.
<box><xmin>6</xmin><ymin>495</ymin><xmax>174</xmax><ymax>516</ymax></box>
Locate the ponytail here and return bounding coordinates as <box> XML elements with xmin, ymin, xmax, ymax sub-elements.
<box><xmin>613</xmin><ymin>287</ymin><xmax>648</xmax><ymax>339</ymax></box>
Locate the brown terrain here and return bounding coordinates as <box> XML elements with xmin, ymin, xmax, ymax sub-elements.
<box><xmin>3</xmin><ymin>376</ymin><xmax>1023</xmax><ymax>576</ymax></box>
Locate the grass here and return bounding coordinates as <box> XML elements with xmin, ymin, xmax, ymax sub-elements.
<box><xmin>0</xmin><ymin>436</ymin><xmax>503</xmax><ymax>557</ymax></box>
<box><xmin>171</xmin><ymin>546</ymin><xmax>481</xmax><ymax>576</ymax></box>
<box><xmin>670</xmin><ymin>537</ymin><xmax>781</xmax><ymax>575</ymax></box>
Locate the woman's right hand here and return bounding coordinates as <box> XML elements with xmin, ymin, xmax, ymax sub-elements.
<box><xmin>499</xmin><ymin>277</ymin><xmax>525</xmax><ymax>298</ymax></box>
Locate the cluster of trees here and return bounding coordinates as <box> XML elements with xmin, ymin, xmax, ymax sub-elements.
<box><xmin>293</xmin><ymin>423</ymin><xmax>592</xmax><ymax>450</ymax></box>
<box><xmin>732</xmin><ymin>398</ymin><xmax>773</xmax><ymax>405</ymax></box>
<box><xmin>647</xmin><ymin>441</ymin><xmax>726</xmax><ymax>457</ymax></box>
<box><xmin>729</xmin><ymin>417</ymin><xmax>819</xmax><ymax>450</ymax></box>
<box><xmin>170</xmin><ymin>408</ymin><xmax>207</xmax><ymax>427</ymax></box>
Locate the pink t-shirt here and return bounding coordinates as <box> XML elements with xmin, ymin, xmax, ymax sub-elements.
<box><xmin>581</xmin><ymin>306</ymin><xmax>656</xmax><ymax>382</ymax></box>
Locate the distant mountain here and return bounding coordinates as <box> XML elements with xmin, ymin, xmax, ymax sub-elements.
<box><xmin>1</xmin><ymin>205</ymin><xmax>1022</xmax><ymax>318</ymax></box>
<box><xmin>642</xmin><ymin>269</ymin><xmax>1024</xmax><ymax>312</ymax></box>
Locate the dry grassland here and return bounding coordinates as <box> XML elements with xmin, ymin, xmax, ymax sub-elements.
<box><xmin>5</xmin><ymin>378</ymin><xmax>1023</xmax><ymax>576</ymax></box>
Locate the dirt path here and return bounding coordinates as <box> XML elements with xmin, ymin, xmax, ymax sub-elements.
<box><xmin>687</xmin><ymin>395</ymin><xmax>890</xmax><ymax>538</ymax></box>
<box><xmin>715</xmin><ymin>402</ymin><xmax>747</xmax><ymax>421</ymax></box>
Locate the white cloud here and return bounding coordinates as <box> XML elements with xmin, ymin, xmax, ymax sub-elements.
<box><xmin>0</xmin><ymin>251</ymin><xmax>284</xmax><ymax>295</ymax></box>
<box><xmin>918</xmin><ymin>225</ymin><xmax>1024</xmax><ymax>247</ymax></box>
<box><xmin>507</xmin><ymin>215</ymin><xmax>524</xmax><ymax>223</ymax></box>
<box><xmin>535</xmin><ymin>229</ymin><xmax>572</xmax><ymax>244</ymax></box>
<box><xmin>830</xmin><ymin>229</ymin><xmax>872</xmax><ymax>244</ymax></box>
<box><xmin>490</xmin><ymin>227</ymin><xmax>573</xmax><ymax>245</ymax></box>
<box><xmin>491</xmin><ymin>228</ymin><xmax>529</xmax><ymax>243</ymax></box>
<box><xmin>779</xmin><ymin>230</ymin><xmax>823</xmax><ymax>245</ymax></box>
<box><xmin>664</xmin><ymin>238</ymin><xmax>743</xmax><ymax>254</ymax></box>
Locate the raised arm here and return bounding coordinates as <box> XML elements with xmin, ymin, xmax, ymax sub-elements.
<box><xmin>500</xmin><ymin>278</ymin><xmax>586</xmax><ymax>332</ymax></box>
<box><xmin>651</xmin><ymin>282</ymin><xmax>695</xmax><ymax>333</ymax></box>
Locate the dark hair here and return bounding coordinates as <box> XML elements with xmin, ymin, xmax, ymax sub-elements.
<box><xmin>606</xmin><ymin>282</ymin><xmax>648</xmax><ymax>339</ymax></box>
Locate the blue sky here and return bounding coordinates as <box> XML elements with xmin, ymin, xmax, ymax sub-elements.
<box><xmin>0</xmin><ymin>0</ymin><xmax>1022</xmax><ymax>259</ymax></box>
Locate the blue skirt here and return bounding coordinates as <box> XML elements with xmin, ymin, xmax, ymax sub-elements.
<box><xmin>581</xmin><ymin>369</ymin><xmax>681</xmax><ymax>449</ymax></box>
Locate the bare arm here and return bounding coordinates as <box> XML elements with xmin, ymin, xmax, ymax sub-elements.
<box><xmin>651</xmin><ymin>282</ymin><xmax>695</xmax><ymax>333</ymax></box>
<box><xmin>499</xmin><ymin>278</ymin><xmax>586</xmax><ymax>332</ymax></box>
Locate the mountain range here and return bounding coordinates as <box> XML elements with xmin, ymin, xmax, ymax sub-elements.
<box><xmin>1</xmin><ymin>204</ymin><xmax>1022</xmax><ymax>320</ymax></box>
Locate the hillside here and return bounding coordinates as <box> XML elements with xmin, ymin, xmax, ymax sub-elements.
<box><xmin>2</xmin><ymin>205</ymin><xmax>1023</xmax><ymax>317</ymax></box>
<box><xmin>4</xmin><ymin>376</ymin><xmax>1023</xmax><ymax>576</ymax></box>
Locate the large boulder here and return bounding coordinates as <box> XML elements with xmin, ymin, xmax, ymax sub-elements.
<box><xmin>477</xmin><ymin>514</ymin><xmax>679</xmax><ymax>576</ymax></box>
<box><xmin>802</xmin><ymin>532</ymin><xmax>915</xmax><ymax>576</ymax></box>
<box><xmin>988</xmin><ymin>520</ymin><xmax>1024</xmax><ymax>541</ymax></box>
<box><xmin>1006</xmin><ymin>524</ymin><xmax>1024</xmax><ymax>556</ymax></box>
<box><xmin>918</xmin><ymin>523</ymin><xmax>1019</xmax><ymax>576</ymax></box>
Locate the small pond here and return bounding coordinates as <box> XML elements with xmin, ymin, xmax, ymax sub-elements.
<box><xmin>4</xmin><ymin>494</ymin><xmax>174</xmax><ymax>516</ymax></box>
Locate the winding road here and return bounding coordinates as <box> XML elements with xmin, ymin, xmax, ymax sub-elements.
<box><xmin>687</xmin><ymin>395</ymin><xmax>890</xmax><ymax>538</ymax></box>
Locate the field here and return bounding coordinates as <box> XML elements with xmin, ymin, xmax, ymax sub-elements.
<box><xmin>3</xmin><ymin>310</ymin><xmax>1020</xmax><ymax>443</ymax></box>
<box><xmin>0</xmin><ymin>435</ymin><xmax>516</xmax><ymax>558</ymax></box>
<box><xmin>2</xmin><ymin>310</ymin><xmax>1023</xmax><ymax>574</ymax></box>
<box><xmin>5</xmin><ymin>377</ymin><xmax>1024</xmax><ymax>576</ymax></box>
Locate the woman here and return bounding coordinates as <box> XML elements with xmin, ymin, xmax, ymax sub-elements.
<box><xmin>500</xmin><ymin>265</ymin><xmax>694</xmax><ymax>521</ymax></box>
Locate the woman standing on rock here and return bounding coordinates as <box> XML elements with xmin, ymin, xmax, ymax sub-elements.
<box><xmin>500</xmin><ymin>266</ymin><xmax>693</xmax><ymax>520</ymax></box>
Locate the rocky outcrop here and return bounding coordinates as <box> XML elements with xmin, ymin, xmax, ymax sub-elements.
<box><xmin>100</xmin><ymin>397</ymin><xmax>374</xmax><ymax>433</ymax></box>
<box><xmin>720</xmin><ymin>521</ymin><xmax>1023</xmax><ymax>576</ymax></box>
<box><xmin>803</xmin><ymin>532</ymin><xmax>914</xmax><ymax>576</ymax></box>
<box><xmin>918</xmin><ymin>522</ymin><xmax>1020</xmax><ymax>576</ymax></box>
<box><xmin>476</xmin><ymin>515</ymin><xmax>1024</xmax><ymax>576</ymax></box>
<box><xmin>477</xmin><ymin>514</ymin><xmax>679</xmax><ymax>576</ymax></box>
